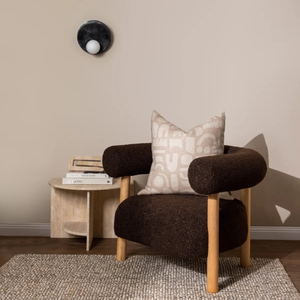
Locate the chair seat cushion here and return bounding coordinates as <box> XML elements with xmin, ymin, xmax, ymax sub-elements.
<box><xmin>114</xmin><ymin>194</ymin><xmax>248</xmax><ymax>258</ymax></box>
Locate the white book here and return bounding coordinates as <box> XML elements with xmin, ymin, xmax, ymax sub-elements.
<box><xmin>62</xmin><ymin>177</ymin><xmax>113</xmax><ymax>185</ymax></box>
<box><xmin>66</xmin><ymin>172</ymin><xmax>109</xmax><ymax>179</ymax></box>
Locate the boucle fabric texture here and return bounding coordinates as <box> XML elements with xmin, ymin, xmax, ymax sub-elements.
<box><xmin>1</xmin><ymin>255</ymin><xmax>299</xmax><ymax>300</ymax></box>
<box><xmin>103</xmin><ymin>143</ymin><xmax>267</xmax><ymax>195</ymax></box>
<box><xmin>103</xmin><ymin>143</ymin><xmax>152</xmax><ymax>177</ymax></box>
<box><xmin>188</xmin><ymin>145</ymin><xmax>267</xmax><ymax>195</ymax></box>
<box><xmin>115</xmin><ymin>195</ymin><xmax>248</xmax><ymax>258</ymax></box>
<box><xmin>139</xmin><ymin>111</ymin><xmax>226</xmax><ymax>195</ymax></box>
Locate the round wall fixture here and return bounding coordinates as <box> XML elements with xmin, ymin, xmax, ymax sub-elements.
<box><xmin>77</xmin><ymin>20</ymin><xmax>111</xmax><ymax>55</ymax></box>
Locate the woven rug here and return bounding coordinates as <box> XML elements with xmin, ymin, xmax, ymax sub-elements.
<box><xmin>0</xmin><ymin>255</ymin><xmax>299</xmax><ymax>300</ymax></box>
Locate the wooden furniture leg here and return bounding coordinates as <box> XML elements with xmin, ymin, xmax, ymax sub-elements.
<box><xmin>240</xmin><ymin>188</ymin><xmax>251</xmax><ymax>267</ymax></box>
<box><xmin>86</xmin><ymin>191</ymin><xmax>94</xmax><ymax>251</ymax></box>
<box><xmin>116</xmin><ymin>176</ymin><xmax>130</xmax><ymax>261</ymax></box>
<box><xmin>207</xmin><ymin>193</ymin><xmax>219</xmax><ymax>293</ymax></box>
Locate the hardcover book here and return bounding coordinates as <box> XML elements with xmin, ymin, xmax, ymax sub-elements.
<box><xmin>66</xmin><ymin>172</ymin><xmax>109</xmax><ymax>179</ymax></box>
<box><xmin>62</xmin><ymin>177</ymin><xmax>113</xmax><ymax>185</ymax></box>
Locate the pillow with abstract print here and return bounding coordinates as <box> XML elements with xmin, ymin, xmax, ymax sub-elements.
<box><xmin>138</xmin><ymin>111</ymin><xmax>225</xmax><ymax>195</ymax></box>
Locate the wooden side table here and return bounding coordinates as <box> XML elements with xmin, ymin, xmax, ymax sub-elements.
<box><xmin>48</xmin><ymin>178</ymin><xmax>134</xmax><ymax>251</ymax></box>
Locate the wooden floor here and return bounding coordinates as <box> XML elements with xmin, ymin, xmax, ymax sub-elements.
<box><xmin>0</xmin><ymin>237</ymin><xmax>299</xmax><ymax>292</ymax></box>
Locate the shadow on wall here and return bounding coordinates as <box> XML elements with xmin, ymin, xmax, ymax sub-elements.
<box><xmin>245</xmin><ymin>134</ymin><xmax>300</xmax><ymax>226</ymax></box>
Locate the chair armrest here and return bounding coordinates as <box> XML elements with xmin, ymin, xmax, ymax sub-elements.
<box><xmin>188</xmin><ymin>145</ymin><xmax>267</xmax><ymax>195</ymax></box>
<box><xmin>103</xmin><ymin>143</ymin><xmax>152</xmax><ymax>177</ymax></box>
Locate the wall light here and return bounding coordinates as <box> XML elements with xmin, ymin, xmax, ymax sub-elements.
<box><xmin>77</xmin><ymin>20</ymin><xmax>111</xmax><ymax>55</ymax></box>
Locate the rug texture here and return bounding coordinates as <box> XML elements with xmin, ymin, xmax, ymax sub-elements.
<box><xmin>0</xmin><ymin>255</ymin><xmax>299</xmax><ymax>300</ymax></box>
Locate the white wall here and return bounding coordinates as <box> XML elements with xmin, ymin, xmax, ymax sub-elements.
<box><xmin>0</xmin><ymin>0</ymin><xmax>299</xmax><ymax>226</ymax></box>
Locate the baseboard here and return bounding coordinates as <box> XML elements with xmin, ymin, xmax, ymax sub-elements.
<box><xmin>0</xmin><ymin>224</ymin><xmax>300</xmax><ymax>240</ymax></box>
<box><xmin>0</xmin><ymin>223</ymin><xmax>50</xmax><ymax>237</ymax></box>
<box><xmin>250</xmin><ymin>226</ymin><xmax>300</xmax><ymax>240</ymax></box>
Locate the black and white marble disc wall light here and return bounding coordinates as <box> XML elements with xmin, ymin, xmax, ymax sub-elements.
<box><xmin>77</xmin><ymin>20</ymin><xmax>111</xmax><ymax>55</ymax></box>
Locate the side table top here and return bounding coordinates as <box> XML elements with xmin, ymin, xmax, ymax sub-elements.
<box><xmin>49</xmin><ymin>177</ymin><xmax>132</xmax><ymax>191</ymax></box>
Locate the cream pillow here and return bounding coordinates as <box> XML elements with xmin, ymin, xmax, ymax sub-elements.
<box><xmin>138</xmin><ymin>111</ymin><xmax>225</xmax><ymax>195</ymax></box>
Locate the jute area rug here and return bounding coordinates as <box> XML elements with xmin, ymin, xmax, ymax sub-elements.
<box><xmin>0</xmin><ymin>255</ymin><xmax>299</xmax><ymax>300</ymax></box>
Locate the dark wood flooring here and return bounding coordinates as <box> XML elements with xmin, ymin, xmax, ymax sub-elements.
<box><xmin>0</xmin><ymin>237</ymin><xmax>299</xmax><ymax>292</ymax></box>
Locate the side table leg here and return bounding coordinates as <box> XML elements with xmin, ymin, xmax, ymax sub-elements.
<box><xmin>86</xmin><ymin>191</ymin><xmax>94</xmax><ymax>251</ymax></box>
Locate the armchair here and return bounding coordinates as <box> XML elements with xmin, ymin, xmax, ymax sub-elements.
<box><xmin>103</xmin><ymin>143</ymin><xmax>267</xmax><ymax>293</ymax></box>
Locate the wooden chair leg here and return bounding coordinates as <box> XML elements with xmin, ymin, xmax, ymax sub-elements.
<box><xmin>240</xmin><ymin>188</ymin><xmax>251</xmax><ymax>268</ymax></box>
<box><xmin>207</xmin><ymin>193</ymin><xmax>219</xmax><ymax>293</ymax></box>
<box><xmin>116</xmin><ymin>176</ymin><xmax>130</xmax><ymax>261</ymax></box>
<box><xmin>117</xmin><ymin>237</ymin><xmax>127</xmax><ymax>261</ymax></box>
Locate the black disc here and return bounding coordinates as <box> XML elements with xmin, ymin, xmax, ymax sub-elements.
<box><xmin>77</xmin><ymin>20</ymin><xmax>111</xmax><ymax>54</ymax></box>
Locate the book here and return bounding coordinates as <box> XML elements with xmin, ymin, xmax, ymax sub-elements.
<box><xmin>66</xmin><ymin>172</ymin><xmax>109</xmax><ymax>179</ymax></box>
<box><xmin>62</xmin><ymin>177</ymin><xmax>113</xmax><ymax>185</ymax></box>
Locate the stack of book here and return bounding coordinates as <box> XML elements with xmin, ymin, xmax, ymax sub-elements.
<box><xmin>62</xmin><ymin>155</ymin><xmax>113</xmax><ymax>185</ymax></box>
<box><xmin>62</xmin><ymin>171</ymin><xmax>113</xmax><ymax>185</ymax></box>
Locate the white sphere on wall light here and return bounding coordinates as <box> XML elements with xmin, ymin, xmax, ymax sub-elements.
<box><xmin>86</xmin><ymin>40</ymin><xmax>101</xmax><ymax>55</ymax></box>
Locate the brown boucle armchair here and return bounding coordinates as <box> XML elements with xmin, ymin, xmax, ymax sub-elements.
<box><xmin>103</xmin><ymin>143</ymin><xmax>267</xmax><ymax>293</ymax></box>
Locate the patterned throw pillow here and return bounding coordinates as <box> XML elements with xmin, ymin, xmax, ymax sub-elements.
<box><xmin>138</xmin><ymin>111</ymin><xmax>226</xmax><ymax>195</ymax></box>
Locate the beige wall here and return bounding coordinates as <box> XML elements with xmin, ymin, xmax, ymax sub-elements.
<box><xmin>0</xmin><ymin>0</ymin><xmax>299</xmax><ymax>226</ymax></box>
